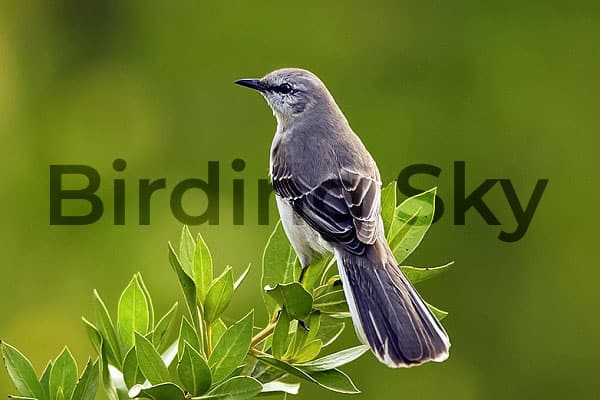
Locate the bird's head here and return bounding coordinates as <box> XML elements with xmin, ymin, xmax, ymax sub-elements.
<box><xmin>235</xmin><ymin>68</ymin><xmax>336</xmax><ymax>126</ymax></box>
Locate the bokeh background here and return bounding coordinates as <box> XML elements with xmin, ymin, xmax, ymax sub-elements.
<box><xmin>1</xmin><ymin>1</ymin><xmax>598</xmax><ymax>399</ymax></box>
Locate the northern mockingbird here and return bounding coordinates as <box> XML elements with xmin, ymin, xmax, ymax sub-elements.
<box><xmin>236</xmin><ymin>68</ymin><xmax>450</xmax><ymax>367</ymax></box>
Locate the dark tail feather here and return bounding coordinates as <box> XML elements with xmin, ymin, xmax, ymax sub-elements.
<box><xmin>335</xmin><ymin>245</ymin><xmax>450</xmax><ymax>367</ymax></box>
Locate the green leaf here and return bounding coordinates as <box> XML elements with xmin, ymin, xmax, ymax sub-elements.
<box><xmin>248</xmin><ymin>361</ymin><xmax>285</xmax><ymax>383</ymax></box>
<box><xmin>204</xmin><ymin>267</ymin><xmax>234</xmax><ymax>324</ymax></box>
<box><xmin>0</xmin><ymin>341</ymin><xmax>45</xmax><ymax>399</ymax></box>
<box><xmin>296</xmin><ymin>345</ymin><xmax>370</xmax><ymax>371</ymax></box>
<box><xmin>305</xmin><ymin>312</ymin><xmax>321</xmax><ymax>343</ymax></box>
<box><xmin>122</xmin><ymin>348</ymin><xmax>142</xmax><ymax>389</ymax></box>
<box><xmin>177</xmin><ymin>343</ymin><xmax>212</xmax><ymax>396</ymax></box>
<box><xmin>233</xmin><ymin>264</ymin><xmax>251</xmax><ymax>291</ymax></box>
<box><xmin>199</xmin><ymin>376</ymin><xmax>262</xmax><ymax>400</ymax></box>
<box><xmin>305</xmin><ymin>369</ymin><xmax>359</xmax><ymax>394</ymax></box>
<box><xmin>313</xmin><ymin>284</ymin><xmax>333</xmax><ymax>299</ymax></box>
<box><xmin>293</xmin><ymin>339</ymin><xmax>322</xmax><ymax>363</ymax></box>
<box><xmin>208</xmin><ymin>311</ymin><xmax>254</xmax><ymax>384</ymax></box>
<box><xmin>152</xmin><ymin>303</ymin><xmax>178</xmax><ymax>352</ymax></box>
<box><xmin>401</xmin><ymin>262</ymin><xmax>454</xmax><ymax>285</ymax></box>
<box><xmin>315</xmin><ymin>317</ymin><xmax>345</xmax><ymax>347</ymax></box>
<box><xmin>381</xmin><ymin>181</ymin><xmax>397</xmax><ymax>236</ymax></box>
<box><xmin>168</xmin><ymin>242</ymin><xmax>202</xmax><ymax>334</ymax></box>
<box><xmin>160</xmin><ymin>340</ymin><xmax>179</xmax><ymax>369</ymax></box>
<box><xmin>118</xmin><ymin>276</ymin><xmax>150</xmax><ymax>349</ymax></box>
<box><xmin>254</xmin><ymin>355</ymin><xmax>314</xmax><ymax>386</ymax></box>
<box><xmin>388</xmin><ymin>188</ymin><xmax>436</xmax><ymax>264</ymax></box>
<box><xmin>194</xmin><ymin>232</ymin><xmax>214</xmax><ymax>302</ymax></box>
<box><xmin>253</xmin><ymin>354</ymin><xmax>359</xmax><ymax>394</ymax></box>
<box><xmin>49</xmin><ymin>347</ymin><xmax>78</xmax><ymax>400</ymax></box>
<box><xmin>301</xmin><ymin>256</ymin><xmax>333</xmax><ymax>292</ymax></box>
<box><xmin>265</xmin><ymin>283</ymin><xmax>313</xmax><ymax>321</ymax></box>
<box><xmin>293</xmin><ymin>258</ymin><xmax>303</xmax><ymax>281</ymax></box>
<box><xmin>135</xmin><ymin>274</ymin><xmax>155</xmax><ymax>331</ymax></box>
<box><xmin>81</xmin><ymin>318</ymin><xmax>102</xmax><ymax>356</ymax></box>
<box><xmin>178</xmin><ymin>317</ymin><xmax>202</xmax><ymax>358</ymax></box>
<box><xmin>129</xmin><ymin>383</ymin><xmax>186</xmax><ymax>400</ymax></box>
<box><xmin>179</xmin><ymin>225</ymin><xmax>196</xmax><ymax>277</ymax></box>
<box><xmin>93</xmin><ymin>290</ymin><xmax>122</xmax><ymax>365</ymax></box>
<box><xmin>326</xmin><ymin>312</ymin><xmax>352</xmax><ymax>319</ymax></box>
<box><xmin>210</xmin><ymin>319</ymin><xmax>227</xmax><ymax>347</ymax></box>
<box><xmin>260</xmin><ymin>381</ymin><xmax>300</xmax><ymax>395</ymax></box>
<box><xmin>314</xmin><ymin>275</ymin><xmax>341</xmax><ymax>297</ymax></box>
<box><xmin>134</xmin><ymin>332</ymin><xmax>170</xmax><ymax>384</ymax></box>
<box><xmin>261</xmin><ymin>222</ymin><xmax>300</xmax><ymax>316</ymax></box>
<box><xmin>288</xmin><ymin>321</ymin><xmax>309</xmax><ymax>358</ymax></box>
<box><xmin>39</xmin><ymin>361</ymin><xmax>52</xmax><ymax>400</ymax></box>
<box><xmin>313</xmin><ymin>289</ymin><xmax>348</xmax><ymax>314</ymax></box>
<box><xmin>426</xmin><ymin>301</ymin><xmax>449</xmax><ymax>321</ymax></box>
<box><xmin>272</xmin><ymin>312</ymin><xmax>290</xmax><ymax>359</ymax></box>
<box><xmin>71</xmin><ymin>359</ymin><xmax>99</xmax><ymax>400</ymax></box>
<box><xmin>319</xmin><ymin>263</ymin><xmax>339</xmax><ymax>288</ymax></box>
<box><xmin>99</xmin><ymin>341</ymin><xmax>117</xmax><ymax>400</ymax></box>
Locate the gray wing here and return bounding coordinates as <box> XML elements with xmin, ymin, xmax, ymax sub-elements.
<box><xmin>272</xmin><ymin>160</ymin><xmax>381</xmax><ymax>255</ymax></box>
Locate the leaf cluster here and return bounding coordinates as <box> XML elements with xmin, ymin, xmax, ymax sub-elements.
<box><xmin>2</xmin><ymin>183</ymin><xmax>453</xmax><ymax>399</ymax></box>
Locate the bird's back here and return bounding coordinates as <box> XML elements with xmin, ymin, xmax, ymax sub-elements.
<box><xmin>270</xmin><ymin>108</ymin><xmax>380</xmax><ymax>190</ymax></box>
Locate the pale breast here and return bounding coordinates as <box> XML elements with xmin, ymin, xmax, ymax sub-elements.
<box><xmin>275</xmin><ymin>196</ymin><xmax>333</xmax><ymax>267</ymax></box>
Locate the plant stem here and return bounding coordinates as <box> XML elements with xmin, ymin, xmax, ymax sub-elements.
<box><xmin>250</xmin><ymin>308</ymin><xmax>282</xmax><ymax>349</ymax></box>
<box><xmin>250</xmin><ymin>322</ymin><xmax>276</xmax><ymax>348</ymax></box>
<box><xmin>248</xmin><ymin>347</ymin><xmax>269</xmax><ymax>357</ymax></box>
<box><xmin>205</xmin><ymin>321</ymin><xmax>212</xmax><ymax>357</ymax></box>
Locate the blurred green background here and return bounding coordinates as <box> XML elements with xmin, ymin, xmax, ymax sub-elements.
<box><xmin>0</xmin><ymin>1</ymin><xmax>598</xmax><ymax>399</ymax></box>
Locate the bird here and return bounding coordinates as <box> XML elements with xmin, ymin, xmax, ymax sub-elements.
<box><xmin>235</xmin><ymin>68</ymin><xmax>450</xmax><ymax>367</ymax></box>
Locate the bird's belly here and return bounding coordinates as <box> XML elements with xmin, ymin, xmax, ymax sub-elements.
<box><xmin>275</xmin><ymin>196</ymin><xmax>333</xmax><ymax>267</ymax></box>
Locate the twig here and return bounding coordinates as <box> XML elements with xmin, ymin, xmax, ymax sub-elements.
<box><xmin>250</xmin><ymin>322</ymin><xmax>277</xmax><ymax>348</ymax></box>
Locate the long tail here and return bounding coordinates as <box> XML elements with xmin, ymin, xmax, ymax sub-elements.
<box><xmin>335</xmin><ymin>241</ymin><xmax>450</xmax><ymax>367</ymax></box>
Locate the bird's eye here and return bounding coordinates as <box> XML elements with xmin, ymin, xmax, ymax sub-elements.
<box><xmin>277</xmin><ymin>83</ymin><xmax>293</xmax><ymax>94</ymax></box>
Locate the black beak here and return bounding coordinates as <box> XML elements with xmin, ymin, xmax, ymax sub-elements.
<box><xmin>235</xmin><ymin>79</ymin><xmax>265</xmax><ymax>92</ymax></box>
